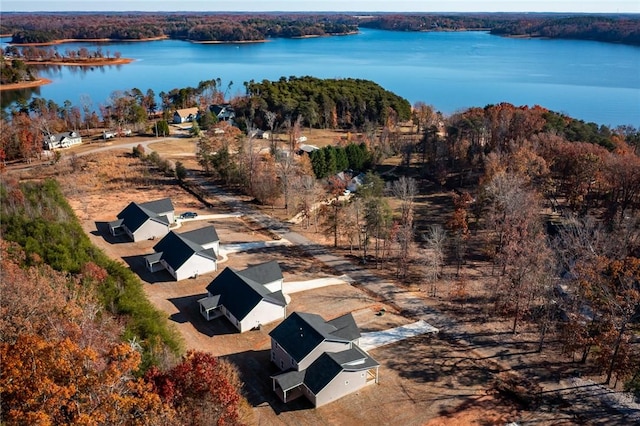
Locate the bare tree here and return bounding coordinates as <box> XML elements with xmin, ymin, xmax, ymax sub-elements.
<box><xmin>265</xmin><ymin>110</ymin><xmax>278</xmax><ymax>153</ymax></box>
<box><xmin>390</xmin><ymin>177</ymin><xmax>418</xmax><ymax>278</ymax></box>
<box><xmin>276</xmin><ymin>153</ymin><xmax>295</xmax><ymax>213</ymax></box>
<box><xmin>422</xmin><ymin>224</ymin><xmax>447</xmax><ymax>296</ymax></box>
<box><xmin>484</xmin><ymin>172</ymin><xmax>553</xmax><ymax>333</ymax></box>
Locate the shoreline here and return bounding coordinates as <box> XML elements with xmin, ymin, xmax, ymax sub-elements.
<box><xmin>8</xmin><ymin>36</ymin><xmax>168</xmax><ymax>46</ymax></box>
<box><xmin>25</xmin><ymin>57</ymin><xmax>134</xmax><ymax>67</ymax></box>
<box><xmin>190</xmin><ymin>39</ymin><xmax>269</xmax><ymax>44</ymax></box>
<box><xmin>0</xmin><ymin>78</ymin><xmax>53</xmax><ymax>91</ymax></box>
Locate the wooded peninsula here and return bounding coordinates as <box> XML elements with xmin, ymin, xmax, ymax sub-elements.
<box><xmin>2</xmin><ymin>12</ymin><xmax>639</xmax><ymax>45</ymax></box>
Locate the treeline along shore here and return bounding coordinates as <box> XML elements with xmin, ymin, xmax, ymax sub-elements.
<box><xmin>1</xmin><ymin>12</ymin><xmax>639</xmax><ymax>45</ymax></box>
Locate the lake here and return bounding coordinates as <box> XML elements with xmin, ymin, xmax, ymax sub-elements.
<box><xmin>3</xmin><ymin>28</ymin><xmax>640</xmax><ymax>127</ymax></box>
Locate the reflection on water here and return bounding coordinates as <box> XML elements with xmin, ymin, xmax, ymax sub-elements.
<box><xmin>1</xmin><ymin>30</ymin><xmax>638</xmax><ymax>127</ymax></box>
<box><xmin>0</xmin><ymin>86</ymin><xmax>40</xmax><ymax>110</ymax></box>
<box><xmin>2</xmin><ymin>63</ymin><xmax>128</xmax><ymax>111</ymax></box>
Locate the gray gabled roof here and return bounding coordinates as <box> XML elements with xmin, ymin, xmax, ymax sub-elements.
<box><xmin>139</xmin><ymin>198</ymin><xmax>174</xmax><ymax>215</ymax></box>
<box><xmin>237</xmin><ymin>260</ymin><xmax>283</xmax><ymax>285</ymax></box>
<box><xmin>327</xmin><ymin>313</ymin><xmax>361</xmax><ymax>341</ymax></box>
<box><xmin>117</xmin><ymin>203</ymin><xmax>162</xmax><ymax>233</ymax></box>
<box><xmin>198</xmin><ymin>294</ymin><xmax>221</xmax><ymax>311</ymax></box>
<box><xmin>109</xmin><ymin>218</ymin><xmax>124</xmax><ymax>228</ymax></box>
<box><xmin>269</xmin><ymin>312</ymin><xmax>359</xmax><ymax>364</ymax></box>
<box><xmin>271</xmin><ymin>369</ymin><xmax>307</xmax><ymax>393</ymax></box>
<box><xmin>152</xmin><ymin>228</ymin><xmax>217</xmax><ymax>271</ymax></box>
<box><xmin>145</xmin><ymin>252</ymin><xmax>163</xmax><ymax>264</ymax></box>
<box><xmin>304</xmin><ymin>346</ymin><xmax>378</xmax><ymax>395</ymax></box>
<box><xmin>116</xmin><ymin>199</ymin><xmax>173</xmax><ymax>234</ymax></box>
<box><xmin>179</xmin><ymin>226</ymin><xmax>219</xmax><ymax>246</ymax></box>
<box><xmin>205</xmin><ymin>264</ymin><xmax>287</xmax><ymax>321</ymax></box>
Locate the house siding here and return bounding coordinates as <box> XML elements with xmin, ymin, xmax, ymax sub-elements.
<box><xmin>221</xmin><ymin>306</ymin><xmax>241</xmax><ymax>330</ymax></box>
<box><xmin>161</xmin><ymin>211</ymin><xmax>176</xmax><ymax>224</ymax></box>
<box><xmin>174</xmin><ymin>254</ymin><xmax>217</xmax><ymax>281</ymax></box>
<box><xmin>240</xmin><ymin>301</ymin><xmax>285</xmax><ymax>333</ymax></box>
<box><xmin>201</xmin><ymin>240</ymin><xmax>219</xmax><ymax>255</ymax></box>
<box><xmin>132</xmin><ymin>220</ymin><xmax>170</xmax><ymax>242</ymax></box>
<box><xmin>271</xmin><ymin>339</ymin><xmax>296</xmax><ymax>371</ymax></box>
<box><xmin>314</xmin><ymin>370</ymin><xmax>368</xmax><ymax>407</ymax></box>
<box><xmin>272</xmin><ymin>339</ymin><xmax>352</xmax><ymax>372</ymax></box>
<box><xmin>263</xmin><ymin>278</ymin><xmax>284</xmax><ymax>293</ymax></box>
<box><xmin>299</xmin><ymin>341</ymin><xmax>351</xmax><ymax>371</ymax></box>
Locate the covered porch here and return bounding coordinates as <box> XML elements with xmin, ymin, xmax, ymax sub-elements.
<box><xmin>197</xmin><ymin>295</ymin><xmax>223</xmax><ymax>321</ymax></box>
<box><xmin>144</xmin><ymin>252</ymin><xmax>164</xmax><ymax>273</ymax></box>
<box><xmin>108</xmin><ymin>218</ymin><xmax>125</xmax><ymax>236</ymax></box>
<box><xmin>271</xmin><ymin>369</ymin><xmax>306</xmax><ymax>403</ymax></box>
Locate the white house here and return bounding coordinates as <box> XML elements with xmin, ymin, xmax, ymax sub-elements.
<box><xmin>108</xmin><ymin>198</ymin><xmax>174</xmax><ymax>242</ymax></box>
<box><xmin>43</xmin><ymin>131</ymin><xmax>82</xmax><ymax>150</ymax></box>
<box><xmin>173</xmin><ymin>107</ymin><xmax>200</xmax><ymax>124</ymax></box>
<box><xmin>144</xmin><ymin>226</ymin><xmax>219</xmax><ymax>281</ymax></box>
<box><xmin>197</xmin><ymin>261</ymin><xmax>288</xmax><ymax>332</ymax></box>
<box><xmin>269</xmin><ymin>312</ymin><xmax>379</xmax><ymax>407</ymax></box>
<box><xmin>210</xmin><ymin>104</ymin><xmax>235</xmax><ymax>122</ymax></box>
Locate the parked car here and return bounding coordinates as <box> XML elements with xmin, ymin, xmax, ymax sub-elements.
<box><xmin>180</xmin><ymin>212</ymin><xmax>198</xmax><ymax>219</ymax></box>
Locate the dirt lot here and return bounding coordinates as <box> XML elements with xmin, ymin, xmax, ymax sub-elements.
<box><xmin>18</xmin><ymin>138</ymin><xmax>634</xmax><ymax>425</ymax></box>
<box><xmin>34</xmin><ymin>148</ymin><xmax>454</xmax><ymax>425</ymax></box>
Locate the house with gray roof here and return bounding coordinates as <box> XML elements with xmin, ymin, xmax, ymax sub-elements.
<box><xmin>198</xmin><ymin>261</ymin><xmax>288</xmax><ymax>332</ymax></box>
<box><xmin>210</xmin><ymin>104</ymin><xmax>235</xmax><ymax>122</ymax></box>
<box><xmin>43</xmin><ymin>131</ymin><xmax>82</xmax><ymax>150</ymax></box>
<box><xmin>144</xmin><ymin>226</ymin><xmax>219</xmax><ymax>281</ymax></box>
<box><xmin>108</xmin><ymin>198</ymin><xmax>175</xmax><ymax>242</ymax></box>
<box><xmin>269</xmin><ymin>311</ymin><xmax>379</xmax><ymax>407</ymax></box>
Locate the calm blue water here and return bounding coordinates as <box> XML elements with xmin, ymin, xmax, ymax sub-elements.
<box><xmin>3</xmin><ymin>29</ymin><xmax>639</xmax><ymax>127</ymax></box>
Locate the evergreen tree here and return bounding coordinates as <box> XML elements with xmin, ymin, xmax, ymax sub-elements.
<box><xmin>335</xmin><ymin>146</ymin><xmax>349</xmax><ymax>172</ymax></box>
<box><xmin>323</xmin><ymin>145</ymin><xmax>338</xmax><ymax>176</ymax></box>
<box><xmin>309</xmin><ymin>149</ymin><xmax>327</xmax><ymax>178</ymax></box>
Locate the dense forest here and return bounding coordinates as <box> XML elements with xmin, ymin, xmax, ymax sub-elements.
<box><xmin>0</xmin><ymin>57</ymin><xmax>37</xmax><ymax>85</ymax></box>
<box><xmin>241</xmin><ymin>76</ymin><xmax>412</xmax><ymax>130</ymax></box>
<box><xmin>2</xmin><ymin>13</ymin><xmax>358</xmax><ymax>43</ymax></box>
<box><xmin>1</xmin><ymin>12</ymin><xmax>639</xmax><ymax>45</ymax></box>
<box><xmin>356</xmin><ymin>14</ymin><xmax>640</xmax><ymax>45</ymax></box>
<box><xmin>489</xmin><ymin>15</ymin><xmax>640</xmax><ymax>45</ymax></box>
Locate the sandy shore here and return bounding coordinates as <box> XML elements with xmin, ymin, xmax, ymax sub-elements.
<box><xmin>0</xmin><ymin>78</ymin><xmax>53</xmax><ymax>91</ymax></box>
